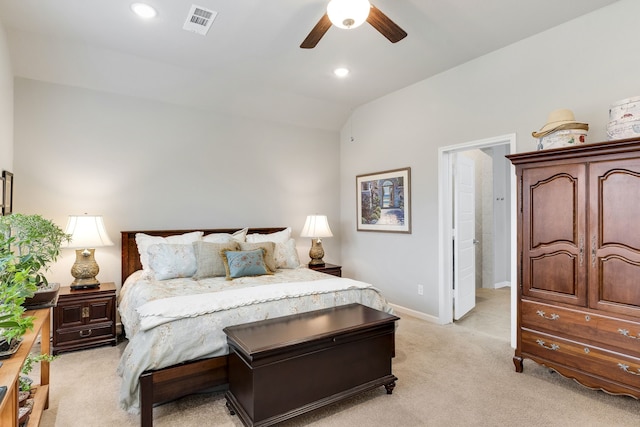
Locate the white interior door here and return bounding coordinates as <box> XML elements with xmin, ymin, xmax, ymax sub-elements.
<box><xmin>454</xmin><ymin>153</ymin><xmax>476</xmax><ymax>320</ymax></box>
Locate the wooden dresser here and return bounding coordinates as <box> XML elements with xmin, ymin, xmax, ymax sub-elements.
<box><xmin>507</xmin><ymin>137</ymin><xmax>640</xmax><ymax>398</ymax></box>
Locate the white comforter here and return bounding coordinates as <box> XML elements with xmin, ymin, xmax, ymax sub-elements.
<box><xmin>116</xmin><ymin>268</ymin><xmax>392</xmax><ymax>413</ymax></box>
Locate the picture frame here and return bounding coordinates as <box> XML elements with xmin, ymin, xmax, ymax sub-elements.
<box><xmin>2</xmin><ymin>170</ymin><xmax>13</xmax><ymax>216</ymax></box>
<box><xmin>356</xmin><ymin>167</ymin><xmax>411</xmax><ymax>233</ymax></box>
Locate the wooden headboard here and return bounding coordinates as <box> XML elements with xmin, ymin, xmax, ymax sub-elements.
<box><xmin>121</xmin><ymin>227</ymin><xmax>287</xmax><ymax>284</ymax></box>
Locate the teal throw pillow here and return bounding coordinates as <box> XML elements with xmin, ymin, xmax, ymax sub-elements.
<box><xmin>221</xmin><ymin>248</ymin><xmax>270</xmax><ymax>280</ymax></box>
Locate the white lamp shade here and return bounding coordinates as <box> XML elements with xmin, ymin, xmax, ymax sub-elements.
<box><xmin>64</xmin><ymin>215</ymin><xmax>114</xmax><ymax>249</ymax></box>
<box><xmin>327</xmin><ymin>0</ymin><xmax>371</xmax><ymax>29</ymax></box>
<box><xmin>301</xmin><ymin>215</ymin><xmax>333</xmax><ymax>238</ymax></box>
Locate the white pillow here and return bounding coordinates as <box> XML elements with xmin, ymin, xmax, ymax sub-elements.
<box><xmin>147</xmin><ymin>244</ymin><xmax>197</xmax><ymax>280</ymax></box>
<box><xmin>275</xmin><ymin>238</ymin><xmax>301</xmax><ymax>269</ymax></box>
<box><xmin>203</xmin><ymin>227</ymin><xmax>248</xmax><ymax>243</ymax></box>
<box><xmin>246</xmin><ymin>227</ymin><xmax>291</xmax><ymax>244</ymax></box>
<box><xmin>135</xmin><ymin>231</ymin><xmax>203</xmax><ymax>271</ymax></box>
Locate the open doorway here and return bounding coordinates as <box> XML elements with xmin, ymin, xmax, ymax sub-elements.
<box><xmin>438</xmin><ymin>134</ymin><xmax>518</xmax><ymax>347</ymax></box>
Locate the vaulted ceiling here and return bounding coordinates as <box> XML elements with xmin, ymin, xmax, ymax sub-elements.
<box><xmin>0</xmin><ymin>0</ymin><xmax>619</xmax><ymax>130</ymax></box>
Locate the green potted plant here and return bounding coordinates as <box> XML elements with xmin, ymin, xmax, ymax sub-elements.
<box><xmin>17</xmin><ymin>352</ymin><xmax>57</xmax><ymax>424</ymax></box>
<box><xmin>0</xmin><ymin>214</ymin><xmax>69</xmax><ymax>352</ymax></box>
<box><xmin>20</xmin><ymin>352</ymin><xmax>57</xmax><ymax>391</ymax></box>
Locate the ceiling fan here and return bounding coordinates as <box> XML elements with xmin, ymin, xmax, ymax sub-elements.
<box><xmin>300</xmin><ymin>0</ymin><xmax>407</xmax><ymax>49</ymax></box>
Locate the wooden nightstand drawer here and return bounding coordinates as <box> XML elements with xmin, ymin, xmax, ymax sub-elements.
<box><xmin>55</xmin><ymin>323</ymin><xmax>114</xmax><ymax>345</ymax></box>
<box><xmin>53</xmin><ymin>282</ymin><xmax>117</xmax><ymax>355</ymax></box>
<box><xmin>308</xmin><ymin>263</ymin><xmax>342</xmax><ymax>277</ymax></box>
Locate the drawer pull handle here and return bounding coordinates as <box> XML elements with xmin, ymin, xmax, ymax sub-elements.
<box><xmin>618</xmin><ymin>363</ymin><xmax>640</xmax><ymax>376</ymax></box>
<box><xmin>536</xmin><ymin>339</ymin><xmax>559</xmax><ymax>351</ymax></box>
<box><xmin>591</xmin><ymin>236</ymin><xmax>597</xmax><ymax>267</ymax></box>
<box><xmin>536</xmin><ymin>310</ymin><xmax>559</xmax><ymax>320</ymax></box>
<box><xmin>585</xmin><ymin>315</ymin><xmax>591</xmax><ymax>322</ymax></box>
<box><xmin>584</xmin><ymin>348</ymin><xmax>590</xmax><ymax>354</ymax></box>
<box><xmin>618</xmin><ymin>328</ymin><xmax>639</xmax><ymax>340</ymax></box>
<box><xmin>79</xmin><ymin>329</ymin><xmax>92</xmax><ymax>338</ymax></box>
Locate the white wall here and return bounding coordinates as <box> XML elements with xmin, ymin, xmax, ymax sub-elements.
<box><xmin>340</xmin><ymin>0</ymin><xmax>640</xmax><ymax>318</ymax></box>
<box><xmin>13</xmin><ymin>79</ymin><xmax>341</xmax><ymax>287</ymax></box>
<box><xmin>0</xmin><ymin>21</ymin><xmax>13</xmax><ymax>172</ymax></box>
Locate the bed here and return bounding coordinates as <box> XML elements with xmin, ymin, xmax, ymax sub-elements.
<box><xmin>117</xmin><ymin>227</ymin><xmax>393</xmax><ymax>427</ymax></box>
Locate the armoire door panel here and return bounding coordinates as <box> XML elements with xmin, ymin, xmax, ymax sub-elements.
<box><xmin>598</xmin><ymin>256</ymin><xmax>640</xmax><ymax>310</ymax></box>
<box><xmin>589</xmin><ymin>159</ymin><xmax>640</xmax><ymax>317</ymax></box>
<box><xmin>525</xmin><ymin>168</ymin><xmax>583</xmax><ymax>248</ymax></box>
<box><xmin>522</xmin><ymin>164</ymin><xmax>587</xmax><ymax>306</ymax></box>
<box><xmin>528</xmin><ymin>251</ymin><xmax>578</xmax><ymax>296</ymax></box>
<box><xmin>598</xmin><ymin>168</ymin><xmax>640</xmax><ymax>252</ymax></box>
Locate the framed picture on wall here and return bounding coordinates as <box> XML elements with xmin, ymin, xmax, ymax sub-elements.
<box><xmin>2</xmin><ymin>170</ymin><xmax>13</xmax><ymax>216</ymax></box>
<box><xmin>356</xmin><ymin>167</ymin><xmax>411</xmax><ymax>233</ymax></box>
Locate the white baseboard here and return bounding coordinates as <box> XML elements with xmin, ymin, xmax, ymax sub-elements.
<box><xmin>484</xmin><ymin>281</ymin><xmax>511</xmax><ymax>289</ymax></box>
<box><xmin>389</xmin><ymin>303</ymin><xmax>440</xmax><ymax>323</ymax></box>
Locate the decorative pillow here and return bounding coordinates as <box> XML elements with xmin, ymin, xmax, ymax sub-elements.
<box><xmin>136</xmin><ymin>231</ymin><xmax>203</xmax><ymax>272</ymax></box>
<box><xmin>203</xmin><ymin>228</ymin><xmax>248</xmax><ymax>243</ymax></box>
<box><xmin>147</xmin><ymin>244</ymin><xmax>197</xmax><ymax>280</ymax></box>
<box><xmin>221</xmin><ymin>248</ymin><xmax>271</xmax><ymax>280</ymax></box>
<box><xmin>192</xmin><ymin>241</ymin><xmax>239</xmax><ymax>279</ymax></box>
<box><xmin>246</xmin><ymin>227</ymin><xmax>291</xmax><ymax>244</ymax></box>
<box><xmin>239</xmin><ymin>241</ymin><xmax>277</xmax><ymax>272</ymax></box>
<box><xmin>275</xmin><ymin>238</ymin><xmax>301</xmax><ymax>269</ymax></box>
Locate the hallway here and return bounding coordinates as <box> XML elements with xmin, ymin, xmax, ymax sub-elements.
<box><xmin>454</xmin><ymin>287</ymin><xmax>511</xmax><ymax>342</ymax></box>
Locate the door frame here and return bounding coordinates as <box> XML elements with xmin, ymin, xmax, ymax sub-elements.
<box><xmin>437</xmin><ymin>133</ymin><xmax>518</xmax><ymax>347</ymax></box>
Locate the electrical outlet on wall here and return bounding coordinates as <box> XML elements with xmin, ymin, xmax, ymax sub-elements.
<box><xmin>417</xmin><ymin>284</ymin><xmax>424</xmax><ymax>295</ymax></box>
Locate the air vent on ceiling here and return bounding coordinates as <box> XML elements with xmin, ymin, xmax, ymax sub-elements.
<box><xmin>183</xmin><ymin>5</ymin><xmax>217</xmax><ymax>36</ymax></box>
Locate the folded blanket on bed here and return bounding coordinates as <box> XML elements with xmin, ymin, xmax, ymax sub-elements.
<box><xmin>136</xmin><ymin>277</ymin><xmax>372</xmax><ymax>331</ymax></box>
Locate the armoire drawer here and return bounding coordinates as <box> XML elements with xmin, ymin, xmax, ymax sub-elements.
<box><xmin>521</xmin><ymin>300</ymin><xmax>640</xmax><ymax>355</ymax></box>
<box><xmin>521</xmin><ymin>329</ymin><xmax>640</xmax><ymax>391</ymax></box>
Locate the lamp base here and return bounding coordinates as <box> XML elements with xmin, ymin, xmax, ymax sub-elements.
<box><xmin>70</xmin><ymin>248</ymin><xmax>101</xmax><ymax>290</ymax></box>
<box><xmin>308</xmin><ymin>239</ymin><xmax>326</xmax><ymax>266</ymax></box>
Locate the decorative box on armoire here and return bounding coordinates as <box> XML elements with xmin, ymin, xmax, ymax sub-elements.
<box><xmin>52</xmin><ymin>282</ymin><xmax>117</xmax><ymax>355</ymax></box>
<box><xmin>507</xmin><ymin>137</ymin><xmax>640</xmax><ymax>399</ymax></box>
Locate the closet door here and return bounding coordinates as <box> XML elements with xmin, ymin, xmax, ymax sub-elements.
<box><xmin>589</xmin><ymin>158</ymin><xmax>640</xmax><ymax>318</ymax></box>
<box><xmin>521</xmin><ymin>163</ymin><xmax>587</xmax><ymax>306</ymax></box>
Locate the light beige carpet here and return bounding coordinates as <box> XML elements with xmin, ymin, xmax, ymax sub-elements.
<box><xmin>37</xmin><ymin>312</ymin><xmax>640</xmax><ymax>426</ymax></box>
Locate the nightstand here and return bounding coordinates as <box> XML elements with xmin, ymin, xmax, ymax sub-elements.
<box><xmin>308</xmin><ymin>263</ymin><xmax>342</xmax><ymax>277</ymax></box>
<box><xmin>52</xmin><ymin>282</ymin><xmax>117</xmax><ymax>355</ymax></box>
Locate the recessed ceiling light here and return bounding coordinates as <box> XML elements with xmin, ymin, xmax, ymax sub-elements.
<box><xmin>131</xmin><ymin>3</ymin><xmax>157</xmax><ymax>19</ymax></box>
<box><xmin>334</xmin><ymin>68</ymin><xmax>349</xmax><ymax>77</ymax></box>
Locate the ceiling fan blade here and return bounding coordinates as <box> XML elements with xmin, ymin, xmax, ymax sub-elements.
<box><xmin>366</xmin><ymin>5</ymin><xmax>407</xmax><ymax>43</ymax></box>
<box><xmin>300</xmin><ymin>13</ymin><xmax>332</xmax><ymax>49</ymax></box>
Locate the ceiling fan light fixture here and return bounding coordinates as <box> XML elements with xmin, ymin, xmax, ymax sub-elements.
<box><xmin>327</xmin><ymin>0</ymin><xmax>371</xmax><ymax>29</ymax></box>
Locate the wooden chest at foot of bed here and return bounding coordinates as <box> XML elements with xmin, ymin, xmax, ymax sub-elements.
<box><xmin>223</xmin><ymin>303</ymin><xmax>399</xmax><ymax>427</ymax></box>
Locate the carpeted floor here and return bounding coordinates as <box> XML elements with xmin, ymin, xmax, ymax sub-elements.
<box><xmin>36</xmin><ymin>291</ymin><xmax>640</xmax><ymax>426</ymax></box>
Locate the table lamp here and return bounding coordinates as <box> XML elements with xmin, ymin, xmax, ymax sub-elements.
<box><xmin>64</xmin><ymin>214</ymin><xmax>114</xmax><ymax>289</ymax></box>
<box><xmin>300</xmin><ymin>215</ymin><xmax>333</xmax><ymax>266</ymax></box>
